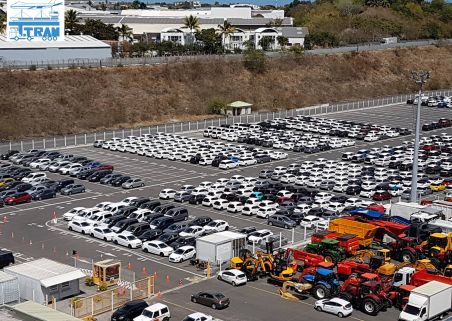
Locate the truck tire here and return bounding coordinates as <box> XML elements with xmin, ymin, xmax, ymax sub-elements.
<box><xmin>324</xmin><ymin>252</ymin><xmax>340</xmax><ymax>264</ymax></box>
<box><xmin>401</xmin><ymin>250</ymin><xmax>415</xmax><ymax>263</ymax></box>
<box><xmin>313</xmin><ymin>284</ymin><xmax>330</xmax><ymax>300</ymax></box>
<box><xmin>362</xmin><ymin>298</ymin><xmax>379</xmax><ymax>316</ymax></box>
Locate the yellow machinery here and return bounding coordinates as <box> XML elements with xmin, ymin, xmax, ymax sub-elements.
<box><xmin>377</xmin><ymin>259</ymin><xmax>439</xmax><ymax>276</ymax></box>
<box><xmin>279</xmin><ymin>281</ymin><xmax>313</xmax><ymax>301</ymax></box>
<box><xmin>230</xmin><ymin>249</ymin><xmax>254</xmax><ymax>270</ymax></box>
<box><xmin>421</xmin><ymin>232</ymin><xmax>452</xmax><ymax>255</ymax></box>
<box><xmin>346</xmin><ymin>249</ymin><xmax>390</xmax><ymax>264</ymax></box>
<box><xmin>92</xmin><ymin>259</ymin><xmax>121</xmax><ymax>286</ymax></box>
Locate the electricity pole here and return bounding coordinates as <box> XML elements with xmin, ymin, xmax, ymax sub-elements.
<box><xmin>410</xmin><ymin>70</ymin><xmax>430</xmax><ymax>203</ymax></box>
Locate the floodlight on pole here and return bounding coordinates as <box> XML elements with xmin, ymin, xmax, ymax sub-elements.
<box><xmin>410</xmin><ymin>70</ymin><xmax>430</xmax><ymax>203</ymax></box>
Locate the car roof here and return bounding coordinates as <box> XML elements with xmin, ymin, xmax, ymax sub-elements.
<box><xmin>145</xmin><ymin>303</ymin><xmax>168</xmax><ymax>311</ymax></box>
<box><xmin>329</xmin><ymin>297</ymin><xmax>350</xmax><ymax>305</ymax></box>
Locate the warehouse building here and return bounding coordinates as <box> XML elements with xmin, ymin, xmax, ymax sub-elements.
<box><xmin>4</xmin><ymin>258</ymin><xmax>85</xmax><ymax>304</ymax></box>
<box><xmin>0</xmin><ymin>271</ymin><xmax>19</xmax><ymax>304</ymax></box>
<box><xmin>0</xmin><ymin>35</ymin><xmax>111</xmax><ymax>63</ymax></box>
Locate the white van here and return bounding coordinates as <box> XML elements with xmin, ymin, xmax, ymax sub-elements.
<box><xmin>134</xmin><ymin>303</ymin><xmax>170</xmax><ymax>321</ymax></box>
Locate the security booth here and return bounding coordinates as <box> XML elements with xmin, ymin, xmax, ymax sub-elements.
<box><xmin>92</xmin><ymin>259</ymin><xmax>121</xmax><ymax>287</ymax></box>
<box><xmin>224</xmin><ymin>101</ymin><xmax>253</xmax><ymax>116</ymax></box>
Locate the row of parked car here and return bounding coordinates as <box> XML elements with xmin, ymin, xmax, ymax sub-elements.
<box><xmin>422</xmin><ymin>118</ymin><xmax>451</xmax><ymax>132</ymax></box>
<box><xmin>94</xmin><ymin>132</ymin><xmax>288</xmax><ymax>170</ymax></box>
<box><xmin>0</xmin><ymin>150</ymin><xmax>90</xmax><ymax>205</ymax></box>
<box><xmin>203</xmin><ymin>115</ymin><xmax>410</xmax><ymax>152</ymax></box>
<box><xmin>63</xmin><ymin>196</ymin><xmax>277</xmax><ymax>263</ymax></box>
<box><xmin>1</xmin><ymin>149</ymin><xmax>146</xmax><ymax>191</ymax></box>
<box><xmin>407</xmin><ymin>94</ymin><xmax>452</xmax><ymax>108</ymax></box>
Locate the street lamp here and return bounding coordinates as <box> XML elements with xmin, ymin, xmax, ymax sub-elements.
<box><xmin>410</xmin><ymin>70</ymin><xmax>430</xmax><ymax>203</ymax></box>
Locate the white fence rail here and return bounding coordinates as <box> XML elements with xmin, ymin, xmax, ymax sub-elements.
<box><xmin>1</xmin><ymin>88</ymin><xmax>451</xmax><ymax>154</ymax></box>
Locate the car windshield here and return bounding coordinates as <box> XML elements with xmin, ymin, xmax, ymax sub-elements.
<box><xmin>174</xmin><ymin>248</ymin><xmax>184</xmax><ymax>254</ymax></box>
<box><xmin>142</xmin><ymin>310</ymin><xmax>155</xmax><ymax>318</ymax></box>
<box><xmin>403</xmin><ymin>304</ymin><xmax>420</xmax><ymax>316</ymax></box>
<box><xmin>182</xmin><ymin>317</ymin><xmax>195</xmax><ymax>321</ymax></box>
<box><xmin>214</xmin><ymin>293</ymin><xmax>225</xmax><ymax>299</ymax></box>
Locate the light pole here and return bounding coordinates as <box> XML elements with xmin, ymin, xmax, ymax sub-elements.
<box><xmin>410</xmin><ymin>70</ymin><xmax>430</xmax><ymax>203</ymax></box>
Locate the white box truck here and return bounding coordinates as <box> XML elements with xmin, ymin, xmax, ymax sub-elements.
<box><xmin>399</xmin><ymin>281</ymin><xmax>452</xmax><ymax>321</ymax></box>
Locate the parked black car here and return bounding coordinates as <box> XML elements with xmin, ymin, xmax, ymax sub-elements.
<box><xmin>33</xmin><ymin>188</ymin><xmax>56</xmax><ymax>200</ymax></box>
<box><xmin>191</xmin><ymin>292</ymin><xmax>230</xmax><ymax>309</ymax></box>
<box><xmin>111</xmin><ymin>176</ymin><xmax>131</xmax><ymax>187</ymax></box>
<box><xmin>172</xmin><ymin>236</ymin><xmax>196</xmax><ymax>250</ymax></box>
<box><xmin>0</xmin><ymin>250</ymin><xmax>15</xmax><ymax>269</ymax></box>
<box><xmin>189</xmin><ymin>216</ymin><xmax>212</xmax><ymax>227</ymax></box>
<box><xmin>1</xmin><ymin>150</ymin><xmax>19</xmax><ymax>160</ymax></box>
<box><xmin>137</xmin><ymin>229</ymin><xmax>163</xmax><ymax>242</ymax></box>
<box><xmin>139</xmin><ymin>200</ymin><xmax>161</xmax><ymax>210</ymax></box>
<box><xmin>111</xmin><ymin>300</ymin><xmax>148</xmax><ymax>321</ymax></box>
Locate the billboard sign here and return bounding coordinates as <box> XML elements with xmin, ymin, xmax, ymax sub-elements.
<box><xmin>6</xmin><ymin>0</ymin><xmax>64</xmax><ymax>42</ymax></box>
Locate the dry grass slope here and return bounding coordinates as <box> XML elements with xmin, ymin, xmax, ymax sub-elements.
<box><xmin>1</xmin><ymin>45</ymin><xmax>451</xmax><ymax>140</ymax></box>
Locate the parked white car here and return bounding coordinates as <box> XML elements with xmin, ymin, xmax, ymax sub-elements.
<box><xmin>203</xmin><ymin>220</ymin><xmax>229</xmax><ymax>232</ymax></box>
<box><xmin>90</xmin><ymin>227</ymin><xmax>116</xmax><ymax>241</ymax></box>
<box><xmin>227</xmin><ymin>201</ymin><xmax>244</xmax><ymax>213</ymax></box>
<box><xmin>168</xmin><ymin>246</ymin><xmax>196</xmax><ymax>263</ymax></box>
<box><xmin>182</xmin><ymin>313</ymin><xmax>213</xmax><ymax>321</ymax></box>
<box><xmin>68</xmin><ymin>221</ymin><xmax>93</xmax><ymax>234</ymax></box>
<box><xmin>247</xmin><ymin>229</ymin><xmax>273</xmax><ymax>244</ymax></box>
<box><xmin>142</xmin><ymin>240</ymin><xmax>174</xmax><ymax>257</ymax></box>
<box><xmin>133</xmin><ymin>303</ymin><xmax>171</xmax><ymax>321</ymax></box>
<box><xmin>63</xmin><ymin>207</ymin><xmax>86</xmax><ymax>221</ymax></box>
<box><xmin>300</xmin><ymin>216</ymin><xmax>324</xmax><ymax>229</ymax></box>
<box><xmin>179</xmin><ymin>226</ymin><xmax>204</xmax><ymax>238</ymax></box>
<box><xmin>314</xmin><ymin>298</ymin><xmax>353</xmax><ymax>318</ymax></box>
<box><xmin>217</xmin><ymin>269</ymin><xmax>247</xmax><ymax>286</ymax></box>
<box><xmin>159</xmin><ymin>189</ymin><xmax>176</xmax><ymax>199</ymax></box>
<box><xmin>113</xmin><ymin>234</ymin><xmax>142</xmax><ymax>248</ymax></box>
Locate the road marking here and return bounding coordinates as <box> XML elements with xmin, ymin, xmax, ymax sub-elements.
<box><xmin>246</xmin><ymin>285</ymin><xmax>365</xmax><ymax>321</ymax></box>
<box><xmin>46</xmin><ymin>220</ymin><xmax>205</xmax><ymax>277</ymax></box>
<box><xmin>95</xmin><ymin>250</ymin><xmax>116</xmax><ymax>257</ymax></box>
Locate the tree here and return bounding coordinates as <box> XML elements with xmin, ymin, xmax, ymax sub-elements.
<box><xmin>208</xmin><ymin>97</ymin><xmax>227</xmax><ymax>114</ymax></box>
<box><xmin>65</xmin><ymin>9</ymin><xmax>80</xmax><ymax>35</ymax></box>
<box><xmin>243</xmin><ymin>48</ymin><xmax>266</xmax><ymax>73</ymax></box>
<box><xmin>277</xmin><ymin>36</ymin><xmax>289</xmax><ymax>50</ymax></box>
<box><xmin>195</xmin><ymin>28</ymin><xmax>222</xmax><ymax>54</ymax></box>
<box><xmin>217</xmin><ymin>20</ymin><xmax>235</xmax><ymax>50</ymax></box>
<box><xmin>258</xmin><ymin>36</ymin><xmax>275</xmax><ymax>51</ymax></box>
<box><xmin>117</xmin><ymin>24</ymin><xmax>133</xmax><ymax>42</ymax></box>
<box><xmin>82</xmin><ymin>19</ymin><xmax>119</xmax><ymax>40</ymax></box>
<box><xmin>0</xmin><ymin>14</ymin><xmax>5</xmax><ymax>34</ymax></box>
<box><xmin>183</xmin><ymin>15</ymin><xmax>200</xmax><ymax>34</ymax></box>
<box><xmin>272</xmin><ymin>18</ymin><xmax>284</xmax><ymax>27</ymax></box>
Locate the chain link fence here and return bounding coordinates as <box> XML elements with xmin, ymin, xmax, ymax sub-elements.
<box><xmin>1</xmin><ymin>88</ymin><xmax>451</xmax><ymax>154</ymax></box>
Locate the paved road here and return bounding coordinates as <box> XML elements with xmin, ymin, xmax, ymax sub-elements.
<box><xmin>0</xmin><ymin>102</ymin><xmax>450</xmax><ymax>321</ymax></box>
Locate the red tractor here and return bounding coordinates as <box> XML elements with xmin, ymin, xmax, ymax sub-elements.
<box><xmin>338</xmin><ymin>273</ymin><xmax>392</xmax><ymax>316</ymax></box>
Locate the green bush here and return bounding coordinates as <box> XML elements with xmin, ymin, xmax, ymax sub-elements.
<box><xmin>243</xmin><ymin>48</ymin><xmax>266</xmax><ymax>73</ymax></box>
<box><xmin>98</xmin><ymin>282</ymin><xmax>108</xmax><ymax>291</ymax></box>
<box><xmin>29</xmin><ymin>65</ymin><xmax>37</xmax><ymax>71</ymax></box>
<box><xmin>85</xmin><ymin>277</ymin><xmax>94</xmax><ymax>286</ymax></box>
<box><xmin>208</xmin><ymin>97</ymin><xmax>227</xmax><ymax>114</ymax></box>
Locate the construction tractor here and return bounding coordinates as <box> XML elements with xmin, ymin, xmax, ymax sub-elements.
<box><xmin>304</xmin><ymin>239</ymin><xmax>347</xmax><ymax>264</ymax></box>
<box><xmin>230</xmin><ymin>249</ymin><xmax>253</xmax><ymax>270</ymax></box>
<box><xmin>301</xmin><ymin>267</ymin><xmax>340</xmax><ymax>300</ymax></box>
<box><xmin>267</xmin><ymin>253</ymin><xmax>297</xmax><ymax>286</ymax></box>
<box><xmin>388</xmin><ymin>284</ymin><xmax>416</xmax><ymax>310</ymax></box>
<box><xmin>279</xmin><ymin>281</ymin><xmax>313</xmax><ymax>301</ymax></box>
<box><xmin>420</xmin><ymin>232</ymin><xmax>452</xmax><ymax>268</ymax></box>
<box><xmin>339</xmin><ymin>273</ymin><xmax>392</xmax><ymax>316</ymax></box>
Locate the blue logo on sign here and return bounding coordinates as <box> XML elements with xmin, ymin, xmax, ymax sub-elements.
<box><xmin>7</xmin><ymin>0</ymin><xmax>64</xmax><ymax>42</ymax></box>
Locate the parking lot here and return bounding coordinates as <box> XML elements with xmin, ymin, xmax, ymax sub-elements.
<box><xmin>1</xmin><ymin>101</ymin><xmax>451</xmax><ymax>321</ymax></box>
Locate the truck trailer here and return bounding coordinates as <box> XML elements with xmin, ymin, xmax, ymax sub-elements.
<box><xmin>399</xmin><ymin>281</ymin><xmax>452</xmax><ymax>321</ymax></box>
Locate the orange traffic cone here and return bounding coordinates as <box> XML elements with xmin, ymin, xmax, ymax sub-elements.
<box><xmin>128</xmin><ymin>262</ymin><xmax>133</xmax><ymax>270</ymax></box>
<box><xmin>153</xmin><ymin>271</ymin><xmax>158</xmax><ymax>279</ymax></box>
<box><xmin>3</xmin><ymin>216</ymin><xmax>8</xmax><ymax>223</ymax></box>
<box><xmin>166</xmin><ymin>275</ymin><xmax>170</xmax><ymax>284</ymax></box>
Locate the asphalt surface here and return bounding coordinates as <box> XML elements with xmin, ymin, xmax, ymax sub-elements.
<box><xmin>0</xmin><ymin>102</ymin><xmax>451</xmax><ymax>321</ymax></box>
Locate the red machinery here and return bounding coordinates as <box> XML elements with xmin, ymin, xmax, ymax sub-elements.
<box><xmin>410</xmin><ymin>269</ymin><xmax>452</xmax><ymax>287</ymax></box>
<box><xmin>285</xmin><ymin>248</ymin><xmax>325</xmax><ymax>269</ymax></box>
<box><xmin>311</xmin><ymin>231</ymin><xmax>360</xmax><ymax>254</ymax></box>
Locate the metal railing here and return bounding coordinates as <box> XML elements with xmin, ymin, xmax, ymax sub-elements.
<box><xmin>1</xmin><ymin>88</ymin><xmax>451</xmax><ymax>154</ymax></box>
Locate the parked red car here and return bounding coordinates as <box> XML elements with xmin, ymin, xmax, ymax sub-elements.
<box><xmin>367</xmin><ymin>203</ymin><xmax>385</xmax><ymax>213</ymax></box>
<box><xmin>372</xmin><ymin>191</ymin><xmax>392</xmax><ymax>201</ymax></box>
<box><xmin>4</xmin><ymin>192</ymin><xmax>32</xmax><ymax>205</ymax></box>
<box><xmin>96</xmin><ymin>164</ymin><xmax>114</xmax><ymax>171</ymax></box>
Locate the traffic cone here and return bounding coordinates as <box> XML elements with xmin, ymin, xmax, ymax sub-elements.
<box><xmin>127</xmin><ymin>262</ymin><xmax>133</xmax><ymax>270</ymax></box>
<box><xmin>166</xmin><ymin>275</ymin><xmax>170</xmax><ymax>284</ymax></box>
<box><xmin>41</xmin><ymin>243</ymin><xmax>44</xmax><ymax>249</ymax></box>
<box><xmin>141</xmin><ymin>267</ymin><xmax>148</xmax><ymax>275</ymax></box>
<box><xmin>3</xmin><ymin>216</ymin><xmax>8</xmax><ymax>223</ymax></box>
<box><xmin>66</xmin><ymin>251</ymin><xmax>69</xmax><ymax>256</ymax></box>
<box><xmin>179</xmin><ymin>279</ymin><xmax>183</xmax><ymax>287</ymax></box>
<box><xmin>153</xmin><ymin>271</ymin><xmax>158</xmax><ymax>279</ymax></box>
<box><xmin>29</xmin><ymin>240</ymin><xmax>32</xmax><ymax>246</ymax></box>
<box><xmin>156</xmin><ymin>291</ymin><xmax>162</xmax><ymax>299</ymax></box>
<box><xmin>52</xmin><ymin>211</ymin><xmax>57</xmax><ymax>224</ymax></box>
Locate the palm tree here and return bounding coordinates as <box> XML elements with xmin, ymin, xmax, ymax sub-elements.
<box><xmin>183</xmin><ymin>15</ymin><xmax>200</xmax><ymax>34</ymax></box>
<box><xmin>117</xmin><ymin>24</ymin><xmax>133</xmax><ymax>42</ymax></box>
<box><xmin>217</xmin><ymin>20</ymin><xmax>235</xmax><ymax>50</ymax></box>
<box><xmin>65</xmin><ymin>9</ymin><xmax>80</xmax><ymax>34</ymax></box>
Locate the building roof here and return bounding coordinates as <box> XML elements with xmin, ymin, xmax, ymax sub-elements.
<box><xmin>228</xmin><ymin>17</ymin><xmax>292</xmax><ymax>26</ymax></box>
<box><xmin>13</xmin><ymin>301</ymin><xmax>81</xmax><ymax>321</ymax></box>
<box><xmin>0</xmin><ymin>271</ymin><xmax>17</xmax><ymax>283</ymax></box>
<box><xmin>227</xmin><ymin>101</ymin><xmax>253</xmax><ymax>108</ymax></box>
<box><xmin>0</xmin><ymin>35</ymin><xmax>110</xmax><ymax>49</ymax></box>
<box><xmin>4</xmin><ymin>258</ymin><xmax>85</xmax><ymax>288</ymax></box>
<box><xmin>198</xmin><ymin>231</ymin><xmax>246</xmax><ymax>244</ymax></box>
<box><xmin>280</xmin><ymin>26</ymin><xmax>309</xmax><ymax>38</ymax></box>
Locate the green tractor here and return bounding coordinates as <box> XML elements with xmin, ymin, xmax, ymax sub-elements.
<box><xmin>305</xmin><ymin>239</ymin><xmax>346</xmax><ymax>264</ymax></box>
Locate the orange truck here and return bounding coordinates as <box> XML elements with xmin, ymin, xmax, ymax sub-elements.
<box><xmin>328</xmin><ymin>218</ymin><xmax>378</xmax><ymax>247</ymax></box>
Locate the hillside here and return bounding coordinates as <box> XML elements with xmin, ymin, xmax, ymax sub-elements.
<box><xmin>0</xmin><ymin>44</ymin><xmax>451</xmax><ymax>140</ymax></box>
<box><xmin>287</xmin><ymin>0</ymin><xmax>452</xmax><ymax>47</ymax></box>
